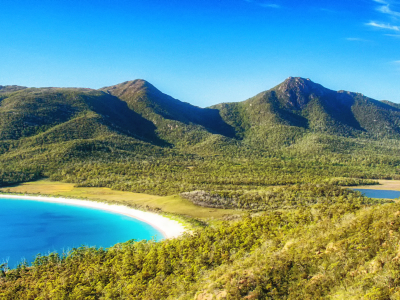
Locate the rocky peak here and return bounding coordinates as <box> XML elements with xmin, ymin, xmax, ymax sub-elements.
<box><xmin>275</xmin><ymin>77</ymin><xmax>331</xmax><ymax>109</ymax></box>
<box><xmin>100</xmin><ymin>79</ymin><xmax>161</xmax><ymax>99</ymax></box>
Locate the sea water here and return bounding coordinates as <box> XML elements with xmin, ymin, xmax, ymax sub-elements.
<box><xmin>353</xmin><ymin>189</ymin><xmax>400</xmax><ymax>199</ymax></box>
<box><xmin>0</xmin><ymin>198</ymin><xmax>162</xmax><ymax>268</ymax></box>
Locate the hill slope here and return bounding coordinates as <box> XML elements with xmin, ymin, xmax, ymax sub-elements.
<box><xmin>0</xmin><ymin>87</ymin><xmax>175</xmax><ymax>186</ymax></box>
<box><xmin>0</xmin><ymin>85</ymin><xmax>27</xmax><ymax>94</ymax></box>
<box><xmin>0</xmin><ymin>77</ymin><xmax>399</xmax><ymax>191</ymax></box>
<box><xmin>100</xmin><ymin>80</ymin><xmax>236</xmax><ymax>146</ymax></box>
<box><xmin>211</xmin><ymin>77</ymin><xmax>400</xmax><ymax>152</ymax></box>
<box><xmin>0</xmin><ymin>87</ymin><xmax>172</xmax><ymax>146</ymax></box>
<box><xmin>215</xmin><ymin>77</ymin><xmax>400</xmax><ymax>137</ymax></box>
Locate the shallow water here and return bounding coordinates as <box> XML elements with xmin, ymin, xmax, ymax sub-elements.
<box><xmin>353</xmin><ymin>189</ymin><xmax>400</xmax><ymax>199</ymax></box>
<box><xmin>0</xmin><ymin>198</ymin><xmax>162</xmax><ymax>268</ymax></box>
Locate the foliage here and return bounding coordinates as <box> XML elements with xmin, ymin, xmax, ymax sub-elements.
<box><xmin>0</xmin><ymin>189</ymin><xmax>396</xmax><ymax>299</ymax></box>
<box><xmin>1</xmin><ymin>79</ymin><xmax>400</xmax><ymax>192</ymax></box>
<box><xmin>1</xmin><ymin>78</ymin><xmax>400</xmax><ymax>298</ymax></box>
<box><xmin>181</xmin><ymin>184</ymin><xmax>383</xmax><ymax>211</ymax></box>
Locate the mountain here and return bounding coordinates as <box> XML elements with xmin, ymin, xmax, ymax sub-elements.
<box><xmin>2</xmin><ymin>77</ymin><xmax>399</xmax><ymax>150</ymax></box>
<box><xmin>0</xmin><ymin>87</ymin><xmax>163</xmax><ymax>144</ymax></box>
<box><xmin>212</xmin><ymin>77</ymin><xmax>400</xmax><ymax>150</ymax></box>
<box><xmin>1</xmin><ymin>77</ymin><xmax>400</xmax><ymax>189</ymax></box>
<box><xmin>0</xmin><ymin>86</ymin><xmax>175</xmax><ymax>186</ymax></box>
<box><xmin>99</xmin><ymin>80</ymin><xmax>236</xmax><ymax>146</ymax></box>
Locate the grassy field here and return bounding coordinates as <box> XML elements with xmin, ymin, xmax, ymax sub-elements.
<box><xmin>0</xmin><ymin>179</ymin><xmax>241</xmax><ymax>221</ymax></box>
<box><xmin>352</xmin><ymin>179</ymin><xmax>400</xmax><ymax>191</ymax></box>
<box><xmin>2</xmin><ymin>178</ymin><xmax>398</xmax><ymax>222</ymax></box>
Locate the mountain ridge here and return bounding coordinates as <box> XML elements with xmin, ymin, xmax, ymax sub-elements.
<box><xmin>2</xmin><ymin>76</ymin><xmax>400</xmax><ymax>148</ymax></box>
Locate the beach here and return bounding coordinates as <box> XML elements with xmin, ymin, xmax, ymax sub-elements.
<box><xmin>0</xmin><ymin>194</ymin><xmax>186</xmax><ymax>239</ymax></box>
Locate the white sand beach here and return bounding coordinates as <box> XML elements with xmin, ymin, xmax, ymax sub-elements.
<box><xmin>0</xmin><ymin>194</ymin><xmax>186</xmax><ymax>239</ymax></box>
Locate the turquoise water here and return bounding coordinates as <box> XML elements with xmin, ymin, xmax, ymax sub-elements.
<box><xmin>0</xmin><ymin>198</ymin><xmax>163</xmax><ymax>268</ymax></box>
<box><xmin>353</xmin><ymin>189</ymin><xmax>400</xmax><ymax>199</ymax></box>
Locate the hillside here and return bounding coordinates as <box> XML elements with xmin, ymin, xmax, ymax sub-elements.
<box><xmin>0</xmin><ymin>87</ymin><xmax>168</xmax><ymax>142</ymax></box>
<box><xmin>1</xmin><ymin>186</ymin><xmax>399</xmax><ymax>299</ymax></box>
<box><xmin>0</xmin><ymin>85</ymin><xmax>27</xmax><ymax>94</ymax></box>
<box><xmin>213</xmin><ymin>77</ymin><xmax>400</xmax><ymax>148</ymax></box>
<box><xmin>2</xmin><ymin>77</ymin><xmax>400</xmax><ymax>150</ymax></box>
<box><xmin>0</xmin><ymin>86</ymin><xmax>175</xmax><ymax>187</ymax></box>
<box><xmin>0</xmin><ymin>78</ymin><xmax>400</xmax><ymax>192</ymax></box>
<box><xmin>100</xmin><ymin>80</ymin><xmax>236</xmax><ymax>146</ymax></box>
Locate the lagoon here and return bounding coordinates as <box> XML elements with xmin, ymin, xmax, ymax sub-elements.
<box><xmin>353</xmin><ymin>189</ymin><xmax>400</xmax><ymax>199</ymax></box>
<box><xmin>0</xmin><ymin>198</ymin><xmax>163</xmax><ymax>268</ymax></box>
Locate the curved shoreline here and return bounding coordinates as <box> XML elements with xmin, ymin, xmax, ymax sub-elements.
<box><xmin>0</xmin><ymin>194</ymin><xmax>186</xmax><ymax>239</ymax></box>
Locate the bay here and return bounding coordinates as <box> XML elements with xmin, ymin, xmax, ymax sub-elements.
<box><xmin>0</xmin><ymin>198</ymin><xmax>162</xmax><ymax>268</ymax></box>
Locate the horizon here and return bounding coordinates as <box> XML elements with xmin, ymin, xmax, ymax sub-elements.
<box><xmin>1</xmin><ymin>0</ymin><xmax>399</xmax><ymax>106</ymax></box>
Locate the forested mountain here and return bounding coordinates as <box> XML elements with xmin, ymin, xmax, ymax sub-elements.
<box><xmin>100</xmin><ymin>77</ymin><xmax>400</xmax><ymax>145</ymax></box>
<box><xmin>0</xmin><ymin>86</ymin><xmax>172</xmax><ymax>187</ymax></box>
<box><xmin>0</xmin><ymin>77</ymin><xmax>400</xmax><ymax>191</ymax></box>
<box><xmin>2</xmin><ymin>77</ymin><xmax>400</xmax><ymax>150</ymax></box>
<box><xmin>100</xmin><ymin>80</ymin><xmax>236</xmax><ymax>146</ymax></box>
<box><xmin>0</xmin><ymin>87</ymin><xmax>165</xmax><ymax>143</ymax></box>
<box><xmin>214</xmin><ymin>77</ymin><xmax>400</xmax><ymax>144</ymax></box>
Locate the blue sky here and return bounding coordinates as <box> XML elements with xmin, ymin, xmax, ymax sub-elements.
<box><xmin>1</xmin><ymin>0</ymin><xmax>399</xmax><ymax>106</ymax></box>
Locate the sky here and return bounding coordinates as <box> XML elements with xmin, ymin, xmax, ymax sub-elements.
<box><xmin>1</xmin><ymin>0</ymin><xmax>399</xmax><ymax>107</ymax></box>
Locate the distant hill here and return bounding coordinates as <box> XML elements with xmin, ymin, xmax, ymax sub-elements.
<box><xmin>214</xmin><ymin>77</ymin><xmax>400</xmax><ymax>139</ymax></box>
<box><xmin>1</xmin><ymin>77</ymin><xmax>400</xmax><ymax>189</ymax></box>
<box><xmin>100</xmin><ymin>80</ymin><xmax>236</xmax><ymax>146</ymax></box>
<box><xmin>0</xmin><ymin>87</ymin><xmax>162</xmax><ymax>143</ymax></box>
<box><xmin>2</xmin><ymin>77</ymin><xmax>400</xmax><ymax>149</ymax></box>
<box><xmin>0</xmin><ymin>85</ymin><xmax>27</xmax><ymax>94</ymax></box>
<box><xmin>208</xmin><ymin>77</ymin><xmax>400</xmax><ymax>152</ymax></box>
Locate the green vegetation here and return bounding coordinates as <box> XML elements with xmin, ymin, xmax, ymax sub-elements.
<box><xmin>0</xmin><ymin>189</ymin><xmax>396</xmax><ymax>299</ymax></box>
<box><xmin>1</xmin><ymin>77</ymin><xmax>400</xmax><ymax>298</ymax></box>
<box><xmin>181</xmin><ymin>183</ymin><xmax>380</xmax><ymax>211</ymax></box>
<box><xmin>1</xmin><ymin>77</ymin><xmax>400</xmax><ymax>194</ymax></box>
<box><xmin>0</xmin><ymin>180</ymin><xmax>240</xmax><ymax>221</ymax></box>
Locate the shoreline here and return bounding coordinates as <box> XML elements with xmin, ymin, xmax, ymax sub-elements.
<box><xmin>351</xmin><ymin>180</ymin><xmax>400</xmax><ymax>191</ymax></box>
<box><xmin>0</xmin><ymin>194</ymin><xmax>186</xmax><ymax>239</ymax></box>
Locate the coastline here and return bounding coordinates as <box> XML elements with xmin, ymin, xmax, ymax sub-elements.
<box><xmin>0</xmin><ymin>194</ymin><xmax>186</xmax><ymax>239</ymax></box>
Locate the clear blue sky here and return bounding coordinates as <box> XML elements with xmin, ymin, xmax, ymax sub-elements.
<box><xmin>1</xmin><ymin>0</ymin><xmax>399</xmax><ymax>106</ymax></box>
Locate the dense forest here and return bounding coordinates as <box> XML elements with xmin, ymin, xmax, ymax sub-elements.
<box><xmin>1</xmin><ymin>78</ymin><xmax>400</xmax><ymax>193</ymax></box>
<box><xmin>1</xmin><ymin>77</ymin><xmax>400</xmax><ymax>298</ymax></box>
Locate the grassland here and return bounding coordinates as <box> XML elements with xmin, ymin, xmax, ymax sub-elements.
<box><xmin>351</xmin><ymin>179</ymin><xmax>400</xmax><ymax>191</ymax></box>
<box><xmin>0</xmin><ymin>179</ymin><xmax>241</xmax><ymax>221</ymax></box>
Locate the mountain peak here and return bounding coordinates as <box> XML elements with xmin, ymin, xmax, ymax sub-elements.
<box><xmin>278</xmin><ymin>77</ymin><xmax>328</xmax><ymax>96</ymax></box>
<box><xmin>274</xmin><ymin>77</ymin><xmax>331</xmax><ymax>109</ymax></box>
<box><xmin>100</xmin><ymin>79</ymin><xmax>161</xmax><ymax>99</ymax></box>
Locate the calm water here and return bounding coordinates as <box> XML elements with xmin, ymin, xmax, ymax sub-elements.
<box><xmin>353</xmin><ymin>189</ymin><xmax>400</xmax><ymax>199</ymax></box>
<box><xmin>0</xmin><ymin>198</ymin><xmax>162</xmax><ymax>268</ymax></box>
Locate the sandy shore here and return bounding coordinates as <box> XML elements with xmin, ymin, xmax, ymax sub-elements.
<box><xmin>352</xmin><ymin>180</ymin><xmax>400</xmax><ymax>191</ymax></box>
<box><xmin>0</xmin><ymin>194</ymin><xmax>186</xmax><ymax>239</ymax></box>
